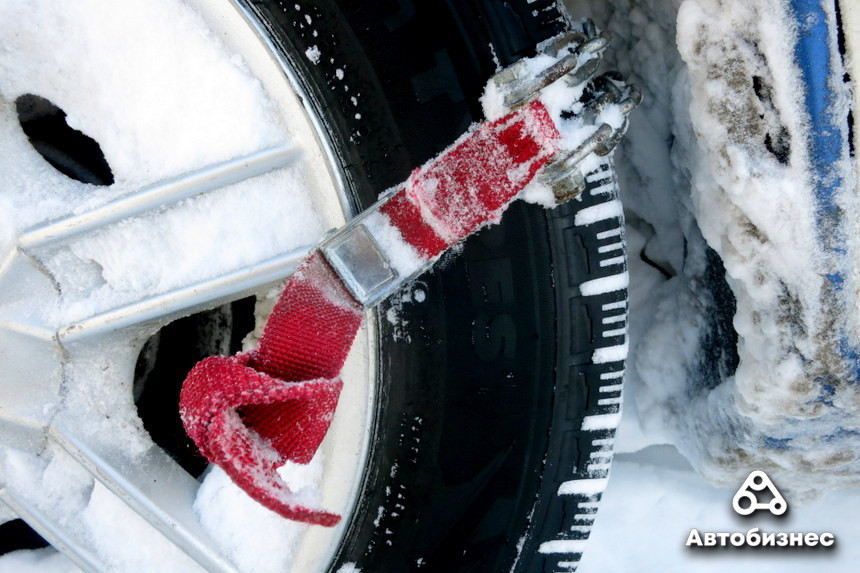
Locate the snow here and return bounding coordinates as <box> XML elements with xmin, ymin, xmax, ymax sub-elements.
<box><xmin>3</xmin><ymin>0</ymin><xmax>860</xmax><ymax>571</ymax></box>
<box><xmin>0</xmin><ymin>0</ymin><xmax>349</xmax><ymax>570</ymax></box>
<box><xmin>567</xmin><ymin>0</ymin><xmax>860</xmax><ymax>570</ymax></box>
<box><xmin>578</xmin><ymin>445</ymin><xmax>860</xmax><ymax>572</ymax></box>
<box><xmin>82</xmin><ymin>481</ymin><xmax>202</xmax><ymax>571</ymax></box>
<box><xmin>0</xmin><ymin>548</ymin><xmax>80</xmax><ymax>573</ymax></box>
<box><xmin>592</xmin><ymin>343</ymin><xmax>629</xmax><ymax>365</ymax></box>
<box><xmin>539</xmin><ymin>539</ymin><xmax>590</xmax><ymax>554</ymax></box>
<box><xmin>574</xmin><ymin>199</ymin><xmax>624</xmax><ymax>225</ymax></box>
<box><xmin>518</xmin><ymin>178</ymin><xmax>558</xmax><ymax>207</ymax></box>
<box><xmin>579</xmin><ymin>272</ymin><xmax>630</xmax><ymax>296</ymax></box>
<box><xmin>582</xmin><ymin>412</ymin><xmax>624</xmax><ymax>431</ymax></box>
<box><xmin>305</xmin><ymin>45</ymin><xmax>322</xmax><ymax>65</ymax></box>
<box><xmin>558</xmin><ymin>477</ymin><xmax>611</xmax><ymax>496</ymax></box>
<box><xmin>363</xmin><ymin>210</ymin><xmax>424</xmax><ymax>277</ymax></box>
<box><xmin>193</xmin><ymin>465</ymin><xmax>311</xmax><ymax>573</ymax></box>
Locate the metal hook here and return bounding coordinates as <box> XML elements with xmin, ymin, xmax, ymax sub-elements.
<box><xmin>542</xmin><ymin>31</ymin><xmax>588</xmax><ymax>57</ymax></box>
<box><xmin>618</xmin><ymin>86</ymin><xmax>643</xmax><ymax>115</ymax></box>
<box><xmin>579</xmin><ymin>31</ymin><xmax>611</xmax><ymax>55</ymax></box>
<box><xmin>542</xmin><ymin>123</ymin><xmax>614</xmax><ymax>188</ymax></box>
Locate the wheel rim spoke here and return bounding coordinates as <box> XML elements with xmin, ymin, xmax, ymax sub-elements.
<box><xmin>59</xmin><ymin>244</ymin><xmax>310</xmax><ymax>342</ymax></box>
<box><xmin>19</xmin><ymin>144</ymin><xmax>300</xmax><ymax>251</ymax></box>
<box><xmin>0</xmin><ymin>144</ymin><xmax>315</xmax><ymax>340</ymax></box>
<box><xmin>49</xmin><ymin>426</ymin><xmax>240</xmax><ymax>573</ymax></box>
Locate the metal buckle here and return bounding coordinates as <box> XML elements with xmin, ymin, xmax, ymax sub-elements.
<box><xmin>541</xmin><ymin>124</ymin><xmax>613</xmax><ymax>203</ymax></box>
<box><xmin>321</xmin><ymin>221</ymin><xmax>396</xmax><ymax>306</ymax></box>
<box><xmin>319</xmin><ymin>191</ymin><xmax>435</xmax><ymax>309</ymax></box>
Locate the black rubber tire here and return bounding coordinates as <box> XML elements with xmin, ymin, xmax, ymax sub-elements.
<box><xmin>238</xmin><ymin>2</ymin><xmax>630</xmax><ymax>571</ymax></box>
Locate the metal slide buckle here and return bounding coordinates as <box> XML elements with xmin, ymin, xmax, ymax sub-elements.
<box><xmin>318</xmin><ymin>190</ymin><xmax>407</xmax><ymax>308</ymax></box>
<box><xmin>321</xmin><ymin>222</ymin><xmax>396</xmax><ymax>305</ymax></box>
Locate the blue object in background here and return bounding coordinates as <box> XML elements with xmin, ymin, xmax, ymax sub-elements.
<box><xmin>790</xmin><ymin>0</ymin><xmax>857</xmax><ymax>377</ymax></box>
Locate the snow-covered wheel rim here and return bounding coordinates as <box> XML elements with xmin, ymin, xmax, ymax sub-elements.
<box><xmin>0</xmin><ymin>1</ymin><xmax>375</xmax><ymax>570</ymax></box>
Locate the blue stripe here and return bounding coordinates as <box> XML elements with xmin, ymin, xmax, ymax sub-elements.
<box><xmin>789</xmin><ymin>0</ymin><xmax>857</xmax><ymax>376</ymax></box>
<box><xmin>789</xmin><ymin>0</ymin><xmax>844</xmax><ymax>220</ymax></box>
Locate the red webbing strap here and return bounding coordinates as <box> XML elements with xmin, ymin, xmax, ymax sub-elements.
<box><xmin>180</xmin><ymin>253</ymin><xmax>360</xmax><ymax>526</ymax></box>
<box><xmin>381</xmin><ymin>100</ymin><xmax>559</xmax><ymax>257</ymax></box>
<box><xmin>179</xmin><ymin>100</ymin><xmax>559</xmax><ymax>526</ymax></box>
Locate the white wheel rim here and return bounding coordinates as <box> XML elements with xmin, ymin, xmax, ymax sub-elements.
<box><xmin>0</xmin><ymin>1</ymin><xmax>376</xmax><ymax>571</ymax></box>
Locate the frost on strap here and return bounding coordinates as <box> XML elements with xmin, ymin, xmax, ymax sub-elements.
<box><xmin>380</xmin><ymin>100</ymin><xmax>559</xmax><ymax>258</ymax></box>
<box><xmin>179</xmin><ymin>101</ymin><xmax>558</xmax><ymax>526</ymax></box>
<box><xmin>180</xmin><ymin>253</ymin><xmax>361</xmax><ymax>526</ymax></box>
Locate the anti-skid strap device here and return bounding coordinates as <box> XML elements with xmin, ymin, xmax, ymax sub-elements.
<box><xmin>179</xmin><ymin>24</ymin><xmax>639</xmax><ymax>526</ymax></box>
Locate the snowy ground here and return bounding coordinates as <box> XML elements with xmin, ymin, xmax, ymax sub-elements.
<box><xmin>578</xmin><ymin>445</ymin><xmax>860</xmax><ymax>572</ymax></box>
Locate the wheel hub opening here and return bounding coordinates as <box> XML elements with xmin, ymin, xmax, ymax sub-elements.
<box><xmin>0</xmin><ymin>519</ymin><xmax>49</xmax><ymax>556</ymax></box>
<box><xmin>134</xmin><ymin>296</ymin><xmax>257</xmax><ymax>477</ymax></box>
<box><xmin>15</xmin><ymin>94</ymin><xmax>114</xmax><ymax>186</ymax></box>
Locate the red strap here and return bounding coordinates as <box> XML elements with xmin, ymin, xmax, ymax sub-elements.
<box><xmin>179</xmin><ymin>100</ymin><xmax>559</xmax><ymax>525</ymax></box>
<box><xmin>180</xmin><ymin>253</ymin><xmax>360</xmax><ymax>526</ymax></box>
<box><xmin>382</xmin><ymin>101</ymin><xmax>559</xmax><ymax>257</ymax></box>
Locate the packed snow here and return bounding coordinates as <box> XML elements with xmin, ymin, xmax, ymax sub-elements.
<box><xmin>570</xmin><ymin>0</ymin><xmax>860</xmax><ymax>570</ymax></box>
